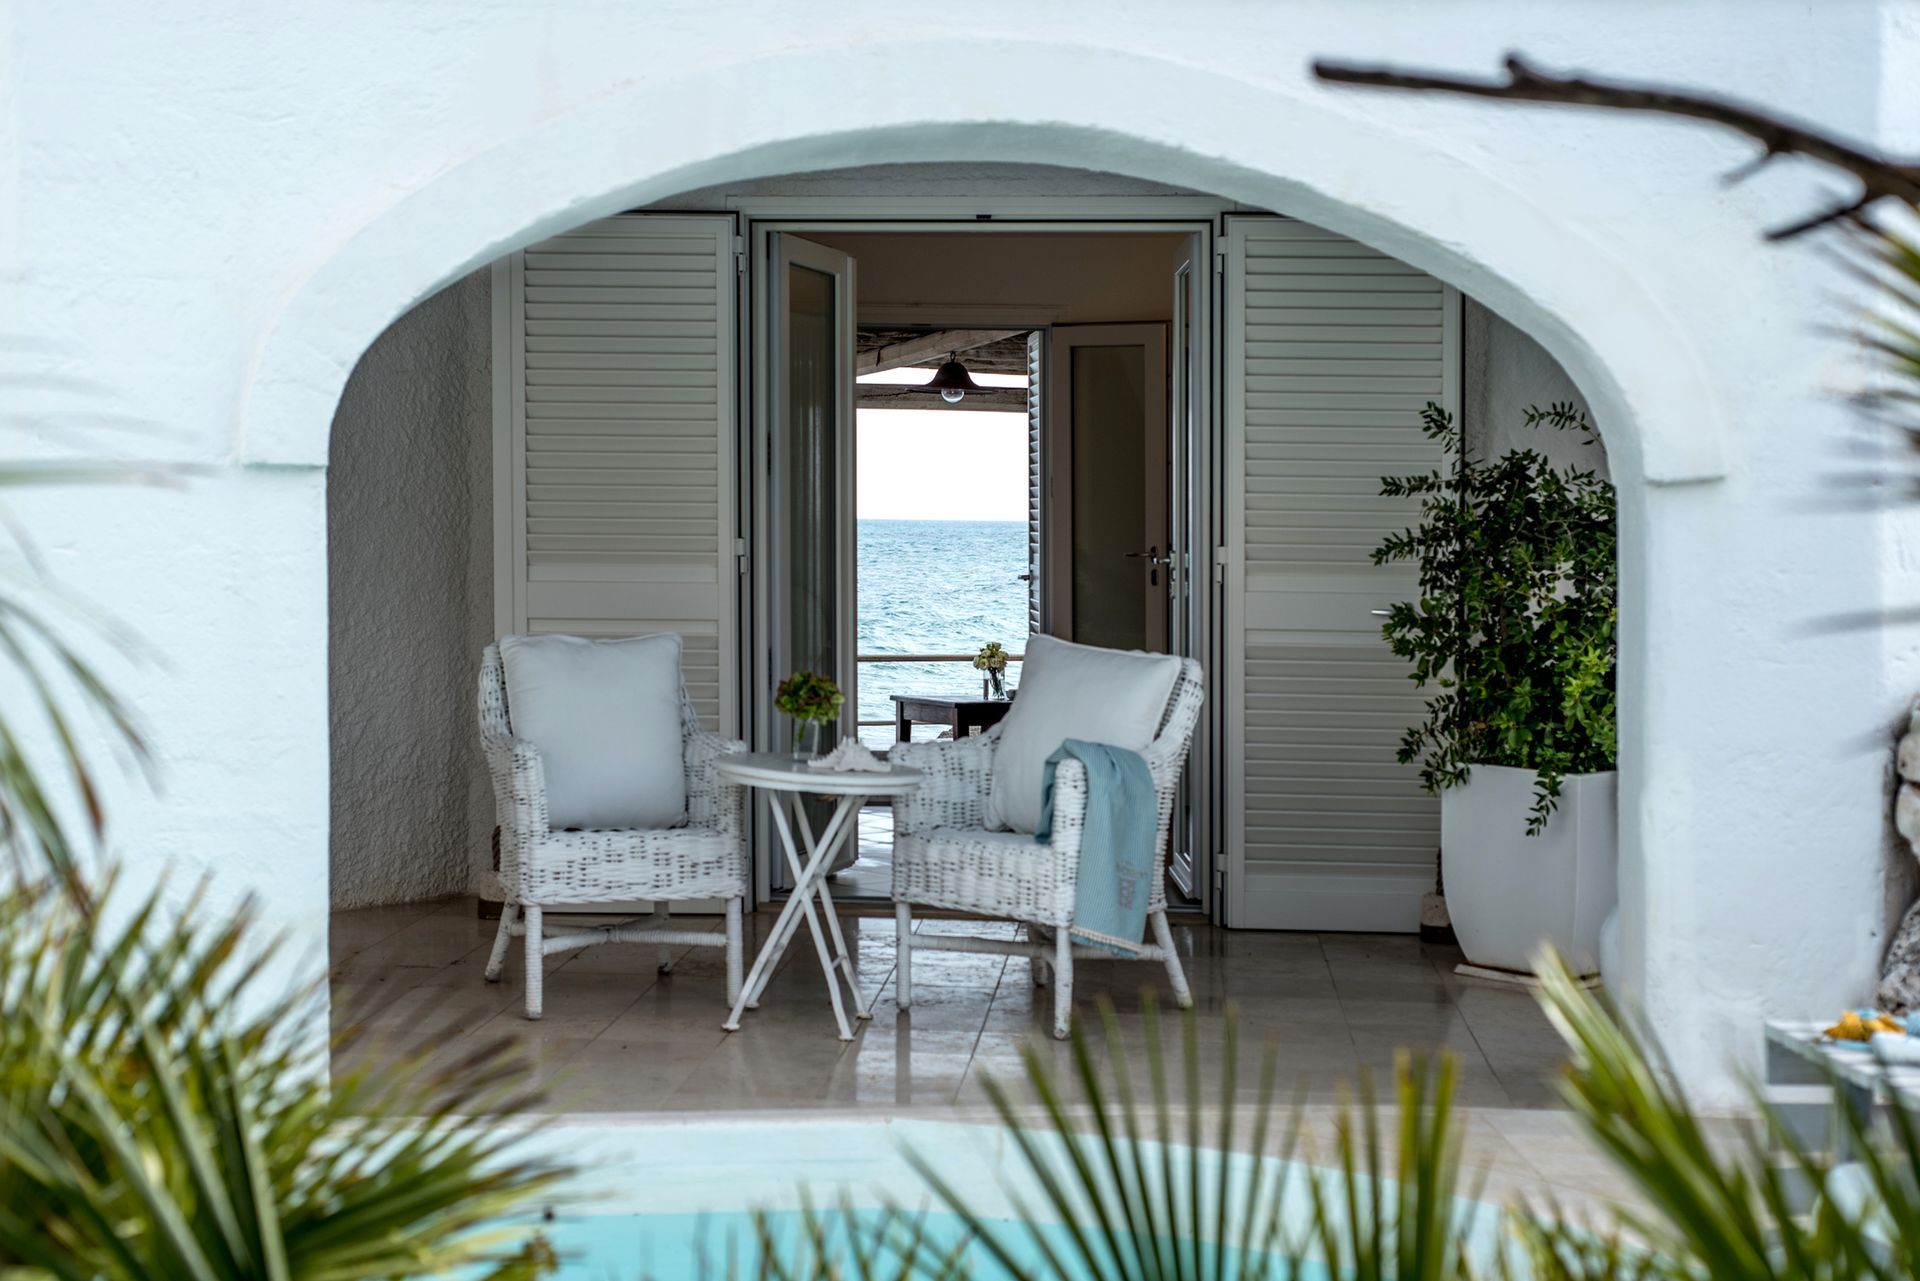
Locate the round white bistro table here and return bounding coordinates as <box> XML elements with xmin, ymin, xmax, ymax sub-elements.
<box><xmin>714</xmin><ymin>751</ymin><xmax>923</xmax><ymax>1040</ymax></box>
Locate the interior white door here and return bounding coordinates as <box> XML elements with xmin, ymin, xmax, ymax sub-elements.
<box><xmin>495</xmin><ymin>213</ymin><xmax>738</xmax><ymax>732</ymax></box>
<box><xmin>1046</xmin><ymin>323</ymin><xmax>1169</xmax><ymax>652</ymax></box>
<box><xmin>760</xmin><ymin>233</ymin><xmax>858</xmax><ymax>888</ymax></box>
<box><xmin>1222</xmin><ymin>215</ymin><xmax>1459</xmax><ymax>932</ymax></box>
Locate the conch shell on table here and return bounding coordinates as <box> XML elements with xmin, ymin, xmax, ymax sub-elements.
<box><xmin>806</xmin><ymin>737</ymin><xmax>890</xmax><ymax>773</ymax></box>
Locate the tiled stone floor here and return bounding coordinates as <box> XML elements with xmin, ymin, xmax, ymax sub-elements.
<box><xmin>819</xmin><ymin>805</ymin><xmax>895</xmax><ymax>899</ymax></box>
<box><xmin>332</xmin><ymin>896</ymin><xmax>1576</xmax><ymax>1100</ymax></box>
<box><xmin>330</xmin><ymin>897</ymin><xmax>1649</xmax><ymax>1209</ymax></box>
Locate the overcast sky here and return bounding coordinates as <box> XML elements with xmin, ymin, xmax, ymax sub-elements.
<box><xmin>854</xmin><ymin>369</ymin><xmax>1028</xmax><ymax>521</ymax></box>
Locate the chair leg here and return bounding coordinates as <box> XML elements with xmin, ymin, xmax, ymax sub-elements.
<box><xmin>895</xmin><ymin>902</ymin><xmax>913</xmax><ymax>1010</ymax></box>
<box><xmin>1152</xmin><ymin>910</ymin><xmax>1193</xmax><ymax>1009</ymax></box>
<box><xmin>484</xmin><ymin>903</ymin><xmax>517</xmax><ymax>983</ymax></box>
<box><xmin>523</xmin><ymin>904</ymin><xmax>544</xmax><ymax>1021</ymax></box>
<box><xmin>1030</xmin><ymin>925</ymin><xmax>1051</xmax><ymax>986</ymax></box>
<box><xmin>724</xmin><ymin>898</ymin><xmax>743</xmax><ymax>1008</ymax></box>
<box><xmin>1051</xmin><ymin>927</ymin><xmax>1074</xmax><ymax>1041</ymax></box>
<box><xmin>657</xmin><ymin>905</ymin><xmax>675</xmax><ymax>974</ymax></box>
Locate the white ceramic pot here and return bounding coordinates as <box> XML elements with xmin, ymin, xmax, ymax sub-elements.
<box><xmin>1441</xmin><ymin>764</ymin><xmax>1618</xmax><ymax>976</ymax></box>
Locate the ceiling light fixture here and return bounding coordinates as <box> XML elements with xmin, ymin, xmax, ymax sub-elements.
<box><xmin>923</xmin><ymin>353</ymin><xmax>982</xmax><ymax>404</ymax></box>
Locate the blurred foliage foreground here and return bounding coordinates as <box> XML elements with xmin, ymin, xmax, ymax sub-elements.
<box><xmin>2</xmin><ymin>864</ymin><xmax>1913</xmax><ymax>1281</ymax></box>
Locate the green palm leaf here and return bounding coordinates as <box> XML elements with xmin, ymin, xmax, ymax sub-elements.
<box><xmin>0</xmin><ymin>872</ymin><xmax>566</xmax><ymax>1279</ymax></box>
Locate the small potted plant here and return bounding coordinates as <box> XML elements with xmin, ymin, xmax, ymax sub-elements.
<box><xmin>776</xmin><ymin>670</ymin><xmax>844</xmax><ymax>758</ymax></box>
<box><xmin>973</xmin><ymin>641</ymin><xmax>1010</xmax><ymax>699</ymax></box>
<box><xmin>1375</xmin><ymin>401</ymin><xmax>1617</xmax><ymax>976</ymax></box>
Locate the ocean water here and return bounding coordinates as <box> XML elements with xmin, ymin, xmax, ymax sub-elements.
<box><xmin>856</xmin><ymin>518</ymin><xmax>1027</xmax><ymax>743</ymax></box>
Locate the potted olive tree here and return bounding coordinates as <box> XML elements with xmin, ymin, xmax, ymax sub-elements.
<box><xmin>1376</xmin><ymin>401</ymin><xmax>1617</xmax><ymax>976</ymax></box>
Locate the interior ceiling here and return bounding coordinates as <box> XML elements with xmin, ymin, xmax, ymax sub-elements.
<box><xmin>855</xmin><ymin>328</ymin><xmax>1029</xmax><ymax>411</ymax></box>
<box><xmin>831</xmin><ymin>228</ymin><xmax>1186</xmax><ymax>412</ymax></box>
<box><xmin>857</xmin><ymin>328</ymin><xmax>1029</xmax><ymax>374</ymax></box>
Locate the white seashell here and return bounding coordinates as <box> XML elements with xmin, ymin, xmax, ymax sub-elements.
<box><xmin>806</xmin><ymin>737</ymin><xmax>890</xmax><ymax>773</ymax></box>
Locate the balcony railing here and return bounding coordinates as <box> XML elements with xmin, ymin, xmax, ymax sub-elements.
<box><xmin>854</xmin><ymin>652</ymin><xmax>1023</xmax><ymax>729</ymax></box>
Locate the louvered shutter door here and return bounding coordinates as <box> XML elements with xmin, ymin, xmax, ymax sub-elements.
<box><xmin>1026</xmin><ymin>329</ymin><xmax>1045</xmax><ymax>634</ymax></box>
<box><xmin>501</xmin><ymin>214</ymin><xmax>737</xmax><ymax>732</ymax></box>
<box><xmin>1222</xmin><ymin>217</ymin><xmax>1457</xmax><ymax>932</ymax></box>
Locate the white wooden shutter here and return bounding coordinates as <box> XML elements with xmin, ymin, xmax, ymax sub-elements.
<box><xmin>1025</xmin><ymin>329</ymin><xmax>1045</xmax><ymax>634</ymax></box>
<box><xmin>1222</xmin><ymin>216</ymin><xmax>1458</xmax><ymax>932</ymax></box>
<box><xmin>497</xmin><ymin>214</ymin><xmax>738</xmax><ymax>731</ymax></box>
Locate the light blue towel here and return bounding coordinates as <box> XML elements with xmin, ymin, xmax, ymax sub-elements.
<box><xmin>1036</xmin><ymin>738</ymin><xmax>1155</xmax><ymax>956</ymax></box>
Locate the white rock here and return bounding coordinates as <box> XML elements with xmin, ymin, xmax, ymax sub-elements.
<box><xmin>1899</xmin><ymin>731</ymin><xmax>1920</xmax><ymax>783</ymax></box>
<box><xmin>1879</xmin><ymin>900</ymin><xmax>1920</xmax><ymax>1015</ymax></box>
<box><xmin>1897</xmin><ymin>782</ymin><xmax>1920</xmax><ymax>846</ymax></box>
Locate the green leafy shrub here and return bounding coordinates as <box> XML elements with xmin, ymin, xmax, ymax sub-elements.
<box><xmin>1374</xmin><ymin>402</ymin><xmax>1618</xmax><ymax>833</ymax></box>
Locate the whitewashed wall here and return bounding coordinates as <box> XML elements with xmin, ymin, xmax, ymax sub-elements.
<box><xmin>1</xmin><ymin>0</ymin><xmax>1907</xmax><ymax>1099</ymax></box>
<box><xmin>327</xmin><ymin>269</ymin><xmax>494</xmax><ymax>909</ymax></box>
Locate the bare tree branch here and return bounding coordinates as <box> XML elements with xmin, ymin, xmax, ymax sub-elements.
<box><xmin>1312</xmin><ymin>54</ymin><xmax>1920</xmax><ymax>238</ymax></box>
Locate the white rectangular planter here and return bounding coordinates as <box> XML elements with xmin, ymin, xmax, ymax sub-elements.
<box><xmin>1440</xmin><ymin>765</ymin><xmax>1618</xmax><ymax>976</ymax></box>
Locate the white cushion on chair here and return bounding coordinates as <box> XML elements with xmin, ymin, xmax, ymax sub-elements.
<box><xmin>498</xmin><ymin>633</ymin><xmax>687</xmax><ymax>831</ymax></box>
<box><xmin>986</xmin><ymin>635</ymin><xmax>1181</xmax><ymax>834</ymax></box>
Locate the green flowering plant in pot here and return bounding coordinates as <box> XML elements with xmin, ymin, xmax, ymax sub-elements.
<box><xmin>1375</xmin><ymin>401</ymin><xmax>1618</xmax><ymax>974</ymax></box>
<box><xmin>776</xmin><ymin>670</ymin><xmax>845</xmax><ymax>758</ymax></box>
<box><xmin>1374</xmin><ymin>401</ymin><xmax>1618</xmax><ymax>833</ymax></box>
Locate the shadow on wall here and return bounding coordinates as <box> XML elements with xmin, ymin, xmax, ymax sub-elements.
<box><xmin>1465</xmin><ymin>299</ymin><xmax>1605</xmax><ymax>476</ymax></box>
<box><xmin>327</xmin><ymin>269</ymin><xmax>496</xmax><ymax>911</ymax></box>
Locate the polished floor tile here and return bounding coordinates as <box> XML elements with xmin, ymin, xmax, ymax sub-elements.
<box><xmin>327</xmin><ymin>897</ymin><xmax>1631</xmax><ymax>1206</ymax></box>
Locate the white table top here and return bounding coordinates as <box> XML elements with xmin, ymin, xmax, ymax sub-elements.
<box><xmin>713</xmin><ymin>750</ymin><xmax>923</xmax><ymax>796</ymax></box>
<box><xmin>1765</xmin><ymin>1019</ymin><xmax>1920</xmax><ymax>1108</ymax></box>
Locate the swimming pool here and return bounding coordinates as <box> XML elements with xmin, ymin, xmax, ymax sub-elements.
<box><xmin>501</xmin><ymin>1114</ymin><xmax>1503</xmax><ymax>1278</ymax></box>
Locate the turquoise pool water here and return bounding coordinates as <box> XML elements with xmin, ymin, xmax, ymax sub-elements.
<box><xmin>496</xmin><ymin>1115</ymin><xmax>1497</xmax><ymax>1279</ymax></box>
<box><xmin>540</xmin><ymin>1206</ymin><xmax>1334</xmax><ymax>1279</ymax></box>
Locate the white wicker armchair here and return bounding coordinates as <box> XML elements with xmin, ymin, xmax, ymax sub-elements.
<box><xmin>888</xmin><ymin>657</ymin><xmax>1203</xmax><ymax>1039</ymax></box>
<box><xmin>477</xmin><ymin>642</ymin><xmax>748</xmax><ymax>1019</ymax></box>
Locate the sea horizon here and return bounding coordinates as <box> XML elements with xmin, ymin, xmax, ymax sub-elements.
<box><xmin>855</xmin><ymin>517</ymin><xmax>1026</xmax><ymax>744</ymax></box>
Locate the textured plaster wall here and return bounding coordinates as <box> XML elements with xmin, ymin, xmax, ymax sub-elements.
<box><xmin>327</xmin><ymin>270</ymin><xmax>494</xmax><ymax>909</ymax></box>
<box><xmin>6</xmin><ymin>0</ymin><xmax>1911</xmax><ymax>1100</ymax></box>
<box><xmin>1465</xmin><ymin>299</ymin><xmax>1606</xmax><ymax>477</ymax></box>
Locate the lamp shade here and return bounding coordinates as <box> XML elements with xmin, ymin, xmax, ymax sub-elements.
<box><xmin>923</xmin><ymin>357</ymin><xmax>982</xmax><ymax>403</ymax></box>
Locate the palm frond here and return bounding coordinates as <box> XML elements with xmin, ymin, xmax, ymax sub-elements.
<box><xmin>737</xmin><ymin>997</ymin><xmax>1484</xmax><ymax>1281</ymax></box>
<box><xmin>0</xmin><ymin>872</ymin><xmax>567</xmax><ymax>1280</ymax></box>
<box><xmin>0</xmin><ymin>446</ymin><xmax>196</xmax><ymax>898</ymax></box>
<box><xmin>1531</xmin><ymin>948</ymin><xmax>1920</xmax><ymax>1281</ymax></box>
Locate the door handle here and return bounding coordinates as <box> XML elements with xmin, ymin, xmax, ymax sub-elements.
<box><xmin>1126</xmin><ymin>546</ymin><xmax>1173</xmax><ymax>585</ymax></box>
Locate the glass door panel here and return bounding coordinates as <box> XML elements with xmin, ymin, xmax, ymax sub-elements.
<box><xmin>785</xmin><ymin>261</ymin><xmax>841</xmax><ymax>716</ymax></box>
<box><xmin>767</xmin><ymin>234</ymin><xmax>857</xmax><ymax>889</ymax></box>
<box><xmin>1049</xmin><ymin>324</ymin><xmax>1169</xmax><ymax>653</ymax></box>
<box><xmin>1069</xmin><ymin>342</ymin><xmax>1151</xmax><ymax>651</ymax></box>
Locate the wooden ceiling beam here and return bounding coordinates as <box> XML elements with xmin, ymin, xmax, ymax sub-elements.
<box><xmin>855</xmin><ymin>328</ymin><xmax>1023</xmax><ymax>377</ymax></box>
<box><xmin>855</xmin><ymin>384</ymin><xmax>1026</xmax><ymax>412</ymax></box>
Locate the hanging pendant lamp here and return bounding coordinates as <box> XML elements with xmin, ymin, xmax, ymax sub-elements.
<box><xmin>923</xmin><ymin>353</ymin><xmax>982</xmax><ymax>404</ymax></box>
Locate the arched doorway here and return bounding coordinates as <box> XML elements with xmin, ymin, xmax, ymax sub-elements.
<box><xmin>255</xmin><ymin>47</ymin><xmax>1736</xmax><ymax>1090</ymax></box>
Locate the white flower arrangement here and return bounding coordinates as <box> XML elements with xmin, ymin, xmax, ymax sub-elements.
<box><xmin>972</xmin><ymin>641</ymin><xmax>1009</xmax><ymax>673</ymax></box>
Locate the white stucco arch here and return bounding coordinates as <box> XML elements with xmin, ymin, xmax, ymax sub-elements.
<box><xmin>217</xmin><ymin>34</ymin><xmax>1869</xmax><ymax>1104</ymax></box>
<box><xmin>241</xmin><ymin>40</ymin><xmax>1725</xmax><ymax>490</ymax></box>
